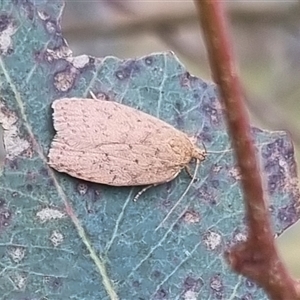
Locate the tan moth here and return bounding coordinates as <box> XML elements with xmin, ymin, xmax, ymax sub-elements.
<box><xmin>48</xmin><ymin>94</ymin><xmax>206</xmax><ymax>200</ymax></box>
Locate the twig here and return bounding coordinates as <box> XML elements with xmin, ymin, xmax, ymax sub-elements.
<box><xmin>194</xmin><ymin>1</ymin><xmax>300</xmax><ymax>299</ymax></box>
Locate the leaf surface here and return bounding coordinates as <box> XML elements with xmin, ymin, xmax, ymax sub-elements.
<box><xmin>0</xmin><ymin>2</ymin><xmax>299</xmax><ymax>299</ymax></box>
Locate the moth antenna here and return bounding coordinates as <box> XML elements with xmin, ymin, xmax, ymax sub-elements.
<box><xmin>155</xmin><ymin>158</ymin><xmax>200</xmax><ymax>231</ymax></box>
<box><xmin>207</xmin><ymin>149</ymin><xmax>232</xmax><ymax>154</ymax></box>
<box><xmin>199</xmin><ymin>140</ymin><xmax>232</xmax><ymax>154</ymax></box>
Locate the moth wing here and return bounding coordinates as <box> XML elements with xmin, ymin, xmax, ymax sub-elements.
<box><xmin>51</xmin><ymin>98</ymin><xmax>192</xmax><ymax>153</ymax></box>
<box><xmin>49</xmin><ymin>142</ymin><xmax>183</xmax><ymax>186</ymax></box>
<box><xmin>49</xmin><ymin>98</ymin><xmax>195</xmax><ymax>185</ymax></box>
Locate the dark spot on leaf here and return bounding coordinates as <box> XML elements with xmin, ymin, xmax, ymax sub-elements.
<box><xmin>77</xmin><ymin>183</ymin><xmax>88</xmax><ymax>196</ymax></box>
<box><xmin>33</xmin><ymin>50</ymin><xmax>45</xmax><ymax>62</ymax></box>
<box><xmin>275</xmin><ymin>138</ymin><xmax>284</xmax><ymax>147</ymax></box>
<box><xmin>268</xmin><ymin>204</ymin><xmax>275</xmax><ymax>213</ymax></box>
<box><xmin>26</xmin><ymin>171</ymin><xmax>36</xmax><ymax>181</ymax></box>
<box><xmin>89</xmin><ymin>57</ymin><xmax>95</xmax><ymax>64</ymax></box>
<box><xmin>193</xmin><ymin>92</ymin><xmax>200</xmax><ymax>100</ymax></box>
<box><xmin>201</xmin><ymin>81</ymin><xmax>208</xmax><ymax>89</ymax></box>
<box><xmin>48</xmin><ymin>178</ymin><xmax>55</xmax><ymax>186</ymax></box>
<box><xmin>211</xmin><ymin>180</ymin><xmax>219</xmax><ymax>188</ymax></box>
<box><xmin>268</xmin><ymin>174</ymin><xmax>282</xmax><ymax>194</ymax></box>
<box><xmin>132</xmin><ymin>280</ymin><xmax>140</xmax><ymax>288</ymax></box>
<box><xmin>151</xmin><ymin>270</ymin><xmax>161</xmax><ymax>279</ymax></box>
<box><xmin>241</xmin><ymin>293</ymin><xmax>254</xmax><ymax>300</ymax></box>
<box><xmin>115</xmin><ymin>70</ymin><xmax>128</xmax><ymax>80</ymax></box>
<box><xmin>162</xmin><ymin>199</ymin><xmax>172</xmax><ymax>208</ymax></box>
<box><xmin>284</xmin><ymin>147</ymin><xmax>294</xmax><ymax>162</ymax></box>
<box><xmin>210</xmin><ymin>274</ymin><xmax>223</xmax><ymax>293</ymax></box>
<box><xmin>175</xmin><ymin>100</ymin><xmax>182</xmax><ymax>110</ymax></box>
<box><xmin>9</xmin><ymin>160</ymin><xmax>18</xmax><ymax>170</ymax></box>
<box><xmin>264</xmin><ymin>139</ymin><xmax>288</xmax><ymax>160</ymax></box>
<box><xmin>7</xmin><ymin>48</ymin><xmax>13</xmax><ymax>55</ymax></box>
<box><xmin>144</xmin><ymin>56</ymin><xmax>153</xmax><ymax>65</ymax></box>
<box><xmin>264</xmin><ymin>159</ymin><xmax>277</xmax><ymax>172</ymax></box>
<box><xmin>46</xmin><ymin>276</ymin><xmax>63</xmax><ymax>291</ymax></box>
<box><xmin>173</xmin><ymin>223</ymin><xmax>180</xmax><ymax>231</ymax></box>
<box><xmin>20</xmin><ymin>0</ymin><xmax>35</xmax><ymax>20</ymax></box>
<box><xmin>175</xmin><ymin>114</ymin><xmax>184</xmax><ymax>129</ymax></box>
<box><xmin>0</xmin><ymin>208</ymin><xmax>12</xmax><ymax>229</ymax></box>
<box><xmin>197</xmin><ymin>126</ymin><xmax>212</xmax><ymax>143</ymax></box>
<box><xmin>26</xmin><ymin>184</ymin><xmax>33</xmax><ymax>192</ymax></box>
<box><xmin>45</xmin><ymin>19</ymin><xmax>59</xmax><ymax>35</ymax></box>
<box><xmin>115</xmin><ymin>60</ymin><xmax>140</xmax><ymax>80</ymax></box>
<box><xmin>95</xmin><ymin>92</ymin><xmax>109</xmax><ymax>101</ymax></box>
<box><xmin>154</xmin><ymin>288</ymin><xmax>168</xmax><ymax>299</ymax></box>
<box><xmin>180</xmin><ymin>72</ymin><xmax>193</xmax><ymax>88</ymax></box>
<box><xmin>0</xmin><ymin>14</ymin><xmax>12</xmax><ymax>32</ymax></box>
<box><xmin>185</xmin><ymin>71</ymin><xmax>191</xmax><ymax>79</ymax></box>
<box><xmin>278</xmin><ymin>204</ymin><xmax>297</xmax><ymax>227</ymax></box>
<box><xmin>203</xmin><ymin>104</ymin><xmax>217</xmax><ymax>116</ymax></box>
<box><xmin>184</xmin><ymin>276</ymin><xmax>203</xmax><ymax>292</ymax></box>
<box><xmin>0</xmin><ymin>198</ymin><xmax>5</xmax><ymax>207</ymax></box>
<box><xmin>52</xmin><ymin>277</ymin><xmax>63</xmax><ymax>289</ymax></box>
<box><xmin>40</xmin><ymin>167</ymin><xmax>49</xmax><ymax>177</ymax></box>
<box><xmin>245</xmin><ymin>279</ymin><xmax>255</xmax><ymax>289</ymax></box>
<box><xmin>12</xmin><ymin>192</ymin><xmax>18</xmax><ymax>198</ymax></box>
<box><xmin>195</xmin><ymin>184</ymin><xmax>217</xmax><ymax>205</ymax></box>
<box><xmin>164</xmin><ymin>181</ymin><xmax>172</xmax><ymax>193</ymax></box>
<box><xmin>94</xmin><ymin>189</ymin><xmax>101</xmax><ymax>197</ymax></box>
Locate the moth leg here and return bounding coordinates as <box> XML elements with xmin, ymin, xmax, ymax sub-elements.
<box><xmin>185</xmin><ymin>166</ymin><xmax>193</xmax><ymax>179</ymax></box>
<box><xmin>185</xmin><ymin>166</ymin><xmax>198</xmax><ymax>182</ymax></box>
<box><xmin>133</xmin><ymin>184</ymin><xmax>156</xmax><ymax>202</ymax></box>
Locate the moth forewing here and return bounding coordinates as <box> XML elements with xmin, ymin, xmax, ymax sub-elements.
<box><xmin>48</xmin><ymin>97</ymin><xmax>206</xmax><ymax>189</ymax></box>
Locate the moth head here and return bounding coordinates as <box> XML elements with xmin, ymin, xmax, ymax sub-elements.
<box><xmin>192</xmin><ymin>146</ymin><xmax>206</xmax><ymax>162</ymax></box>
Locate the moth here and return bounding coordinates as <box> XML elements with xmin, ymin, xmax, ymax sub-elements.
<box><xmin>48</xmin><ymin>95</ymin><xmax>206</xmax><ymax>199</ymax></box>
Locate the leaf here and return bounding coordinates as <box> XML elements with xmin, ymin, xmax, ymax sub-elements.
<box><xmin>0</xmin><ymin>1</ymin><xmax>299</xmax><ymax>300</ymax></box>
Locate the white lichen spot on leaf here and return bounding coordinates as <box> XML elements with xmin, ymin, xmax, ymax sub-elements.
<box><xmin>50</xmin><ymin>230</ymin><xmax>64</xmax><ymax>247</ymax></box>
<box><xmin>67</xmin><ymin>54</ymin><xmax>90</xmax><ymax>69</ymax></box>
<box><xmin>0</xmin><ymin>101</ymin><xmax>31</xmax><ymax>160</ymax></box>
<box><xmin>228</xmin><ymin>166</ymin><xmax>241</xmax><ymax>181</ymax></box>
<box><xmin>233</xmin><ymin>232</ymin><xmax>247</xmax><ymax>243</ymax></box>
<box><xmin>11</xmin><ymin>272</ymin><xmax>27</xmax><ymax>290</ymax></box>
<box><xmin>53</xmin><ymin>67</ymin><xmax>78</xmax><ymax>92</ymax></box>
<box><xmin>45</xmin><ymin>46</ymin><xmax>72</xmax><ymax>62</ymax></box>
<box><xmin>212</xmin><ymin>164</ymin><xmax>222</xmax><ymax>173</ymax></box>
<box><xmin>7</xmin><ymin>246</ymin><xmax>26</xmax><ymax>263</ymax></box>
<box><xmin>182</xmin><ymin>210</ymin><xmax>200</xmax><ymax>224</ymax></box>
<box><xmin>203</xmin><ymin>230</ymin><xmax>222</xmax><ymax>250</ymax></box>
<box><xmin>36</xmin><ymin>207</ymin><xmax>66</xmax><ymax>223</ymax></box>
<box><xmin>0</xmin><ymin>16</ymin><xmax>17</xmax><ymax>55</ymax></box>
<box><xmin>183</xmin><ymin>290</ymin><xmax>198</xmax><ymax>300</ymax></box>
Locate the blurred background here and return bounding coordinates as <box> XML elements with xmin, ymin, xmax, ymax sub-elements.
<box><xmin>61</xmin><ymin>0</ymin><xmax>300</xmax><ymax>277</ymax></box>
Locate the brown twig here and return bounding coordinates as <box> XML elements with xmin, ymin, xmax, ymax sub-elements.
<box><xmin>194</xmin><ymin>1</ymin><xmax>300</xmax><ymax>299</ymax></box>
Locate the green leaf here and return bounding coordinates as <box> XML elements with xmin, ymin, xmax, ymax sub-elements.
<box><xmin>0</xmin><ymin>1</ymin><xmax>299</xmax><ymax>299</ymax></box>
